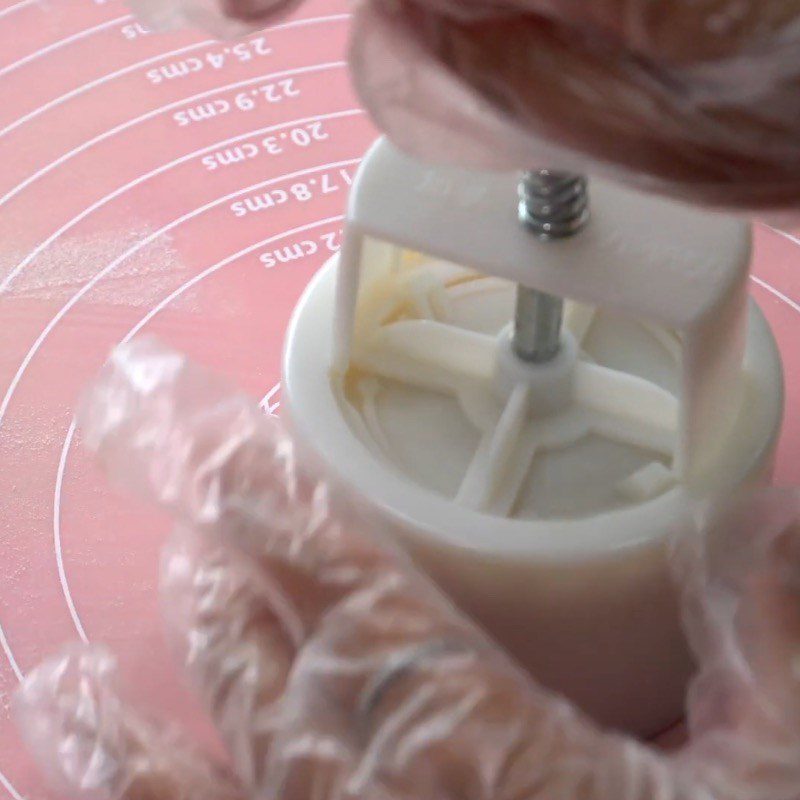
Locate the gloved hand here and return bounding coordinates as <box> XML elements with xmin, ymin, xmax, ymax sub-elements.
<box><xmin>14</xmin><ymin>338</ymin><xmax>800</xmax><ymax>800</ymax></box>
<box><xmin>349</xmin><ymin>0</ymin><xmax>800</xmax><ymax>209</ymax></box>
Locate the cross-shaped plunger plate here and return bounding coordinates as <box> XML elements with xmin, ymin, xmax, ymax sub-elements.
<box><xmin>347</xmin><ymin>257</ymin><xmax>680</xmax><ymax>517</ymax></box>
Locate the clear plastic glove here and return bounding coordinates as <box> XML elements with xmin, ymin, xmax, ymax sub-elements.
<box><xmin>349</xmin><ymin>0</ymin><xmax>800</xmax><ymax>210</ymax></box>
<box><xmin>13</xmin><ymin>338</ymin><xmax>800</xmax><ymax>800</ymax></box>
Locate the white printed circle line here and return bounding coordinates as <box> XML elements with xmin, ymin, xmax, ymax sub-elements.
<box><xmin>755</xmin><ymin>227</ymin><xmax>800</xmax><ymax>313</ymax></box>
<box><xmin>0</xmin><ymin>0</ymin><xmax>36</xmax><ymax>21</ymax></box>
<box><xmin>0</xmin><ymin>767</ymin><xmax>24</xmax><ymax>800</ymax></box>
<box><xmin>53</xmin><ymin>215</ymin><xmax>343</xmax><ymax>644</ymax></box>
<box><xmin>0</xmin><ymin>13</ymin><xmax>352</xmax><ymax>141</ymax></box>
<box><xmin>122</xmin><ymin>218</ymin><xmax>346</xmax><ymax>344</ymax></box>
<box><xmin>751</xmin><ymin>275</ymin><xmax>800</xmax><ymax>315</ymax></box>
<box><xmin>0</xmin><ymin>60</ymin><xmax>351</xmax><ymax>289</ymax></box>
<box><xmin>0</xmin><ymin>14</ymin><xmax>132</xmax><ymax>79</ymax></box>
<box><xmin>0</xmin><ymin>156</ymin><xmax>361</xmax><ymax>451</ymax></box>
<box><xmin>55</xmin><ymin>420</ymin><xmax>89</xmax><ymax>645</ymax></box>
<box><xmin>0</xmin><ymin>622</ymin><xmax>21</xmax><ymax>680</ymax></box>
<box><xmin>772</xmin><ymin>226</ymin><xmax>800</xmax><ymax>251</ymax></box>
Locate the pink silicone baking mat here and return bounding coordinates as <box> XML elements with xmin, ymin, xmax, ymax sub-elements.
<box><xmin>0</xmin><ymin>1</ymin><xmax>798</xmax><ymax>795</ymax></box>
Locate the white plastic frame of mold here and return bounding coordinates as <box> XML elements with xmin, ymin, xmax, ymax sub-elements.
<box><xmin>282</xmin><ymin>137</ymin><xmax>784</xmax><ymax>736</ymax></box>
<box><xmin>334</xmin><ymin>140</ymin><xmax>755</xmax><ymax>486</ymax></box>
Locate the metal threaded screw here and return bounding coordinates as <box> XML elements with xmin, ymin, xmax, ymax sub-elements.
<box><xmin>518</xmin><ymin>171</ymin><xmax>590</xmax><ymax>240</ymax></box>
<box><xmin>513</xmin><ymin>170</ymin><xmax>589</xmax><ymax>363</ymax></box>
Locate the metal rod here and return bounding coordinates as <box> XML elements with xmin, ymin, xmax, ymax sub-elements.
<box><xmin>513</xmin><ymin>170</ymin><xmax>589</xmax><ymax>363</ymax></box>
<box><xmin>513</xmin><ymin>286</ymin><xmax>564</xmax><ymax>363</ymax></box>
